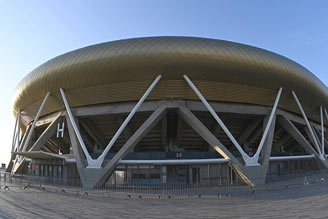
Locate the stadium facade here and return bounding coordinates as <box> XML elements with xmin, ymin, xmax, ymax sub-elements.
<box><xmin>7</xmin><ymin>36</ymin><xmax>328</xmax><ymax>189</ymax></box>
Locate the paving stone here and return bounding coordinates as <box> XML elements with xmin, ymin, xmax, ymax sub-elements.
<box><xmin>1</xmin><ymin>181</ymin><xmax>328</xmax><ymax>218</ymax></box>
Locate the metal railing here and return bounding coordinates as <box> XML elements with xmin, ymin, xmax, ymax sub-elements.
<box><xmin>2</xmin><ymin>169</ymin><xmax>328</xmax><ymax>197</ymax></box>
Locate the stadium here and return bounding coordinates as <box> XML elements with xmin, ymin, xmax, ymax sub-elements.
<box><xmin>7</xmin><ymin>36</ymin><xmax>328</xmax><ymax>189</ymax></box>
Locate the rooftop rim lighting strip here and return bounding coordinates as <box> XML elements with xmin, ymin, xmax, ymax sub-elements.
<box><xmin>91</xmin><ymin>74</ymin><xmax>162</xmax><ymax>167</ymax></box>
<box><xmin>292</xmin><ymin>91</ymin><xmax>322</xmax><ymax>155</ymax></box>
<box><xmin>183</xmin><ymin>74</ymin><xmax>250</xmax><ymax>161</ymax></box>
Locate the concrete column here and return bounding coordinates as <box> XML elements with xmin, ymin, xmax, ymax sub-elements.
<box><xmin>189</xmin><ymin>165</ymin><xmax>192</xmax><ymax>185</ymax></box>
<box><xmin>161</xmin><ymin>166</ymin><xmax>167</xmax><ymax>183</ymax></box>
<box><xmin>63</xmin><ymin>166</ymin><xmax>67</xmax><ymax>184</ymax></box>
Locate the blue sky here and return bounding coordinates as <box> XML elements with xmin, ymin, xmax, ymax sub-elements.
<box><xmin>0</xmin><ymin>0</ymin><xmax>328</xmax><ymax>164</ymax></box>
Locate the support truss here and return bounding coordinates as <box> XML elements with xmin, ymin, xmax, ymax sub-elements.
<box><xmin>60</xmin><ymin>75</ymin><xmax>162</xmax><ymax>169</ymax></box>
<box><xmin>11</xmin><ymin>93</ymin><xmax>50</xmax><ymax>173</ymax></box>
<box><xmin>183</xmin><ymin>74</ymin><xmax>282</xmax><ymax>166</ymax></box>
<box><xmin>11</xmin><ymin>74</ymin><xmax>328</xmax><ymax>188</ymax></box>
<box><xmin>292</xmin><ymin>91</ymin><xmax>325</xmax><ymax>159</ymax></box>
<box><xmin>178</xmin><ymin>105</ymin><xmax>275</xmax><ymax>186</ymax></box>
<box><xmin>321</xmin><ymin>106</ymin><xmax>325</xmax><ymax>156</ymax></box>
<box><xmin>67</xmin><ymin>103</ymin><xmax>167</xmax><ymax>189</ymax></box>
<box><xmin>11</xmin><ymin>112</ymin><xmax>21</xmax><ymax>153</ymax></box>
<box><xmin>29</xmin><ymin>113</ymin><xmax>62</xmax><ymax>152</ymax></box>
<box><xmin>21</xmin><ymin>92</ymin><xmax>50</xmax><ymax>153</ymax></box>
<box><xmin>277</xmin><ymin>115</ymin><xmax>328</xmax><ymax>169</ymax></box>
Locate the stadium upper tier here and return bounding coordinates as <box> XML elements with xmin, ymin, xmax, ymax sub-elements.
<box><xmin>13</xmin><ymin>36</ymin><xmax>328</xmax><ymax>124</ymax></box>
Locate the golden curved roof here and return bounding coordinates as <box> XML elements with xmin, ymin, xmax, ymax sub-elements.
<box><xmin>13</xmin><ymin>36</ymin><xmax>328</xmax><ymax>123</ymax></box>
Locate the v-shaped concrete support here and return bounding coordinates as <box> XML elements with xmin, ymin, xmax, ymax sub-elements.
<box><xmin>29</xmin><ymin>113</ymin><xmax>62</xmax><ymax>152</ymax></box>
<box><xmin>277</xmin><ymin>115</ymin><xmax>328</xmax><ymax>169</ymax></box>
<box><xmin>10</xmin><ymin>124</ymin><xmax>31</xmax><ymax>173</ymax></box>
<box><xmin>66</xmin><ymin>114</ymin><xmax>87</xmax><ymax>184</ymax></box>
<box><xmin>178</xmin><ymin>106</ymin><xmax>276</xmax><ymax>186</ymax></box>
<box><xmin>12</xmin><ymin>114</ymin><xmax>61</xmax><ymax>174</ymax></box>
<box><xmin>66</xmin><ymin>104</ymin><xmax>168</xmax><ymax>189</ymax></box>
<box><xmin>12</xmin><ymin>93</ymin><xmax>50</xmax><ymax>173</ymax></box>
<box><xmin>183</xmin><ymin>74</ymin><xmax>281</xmax><ymax>166</ymax></box>
<box><xmin>292</xmin><ymin>91</ymin><xmax>322</xmax><ymax>156</ymax></box>
<box><xmin>61</xmin><ymin>75</ymin><xmax>162</xmax><ymax>169</ymax></box>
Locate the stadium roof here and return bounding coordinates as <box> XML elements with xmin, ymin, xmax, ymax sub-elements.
<box><xmin>13</xmin><ymin>36</ymin><xmax>328</xmax><ymax>124</ymax></box>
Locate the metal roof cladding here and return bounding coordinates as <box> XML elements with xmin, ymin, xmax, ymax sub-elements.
<box><xmin>13</xmin><ymin>36</ymin><xmax>328</xmax><ymax>124</ymax></box>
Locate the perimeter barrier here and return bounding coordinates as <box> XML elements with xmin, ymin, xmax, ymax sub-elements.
<box><xmin>1</xmin><ymin>169</ymin><xmax>328</xmax><ymax>197</ymax></box>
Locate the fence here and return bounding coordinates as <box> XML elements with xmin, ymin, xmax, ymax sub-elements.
<box><xmin>2</xmin><ymin>169</ymin><xmax>328</xmax><ymax>197</ymax></box>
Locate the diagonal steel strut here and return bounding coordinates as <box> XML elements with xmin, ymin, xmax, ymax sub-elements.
<box><xmin>60</xmin><ymin>75</ymin><xmax>162</xmax><ymax>168</ymax></box>
<box><xmin>21</xmin><ymin>92</ymin><xmax>50</xmax><ymax>157</ymax></box>
<box><xmin>183</xmin><ymin>74</ymin><xmax>282</xmax><ymax>166</ymax></box>
<box><xmin>292</xmin><ymin>91</ymin><xmax>322</xmax><ymax>157</ymax></box>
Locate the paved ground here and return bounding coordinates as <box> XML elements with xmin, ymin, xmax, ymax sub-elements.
<box><xmin>0</xmin><ymin>181</ymin><xmax>328</xmax><ymax>218</ymax></box>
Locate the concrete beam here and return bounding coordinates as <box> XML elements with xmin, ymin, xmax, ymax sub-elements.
<box><xmin>116</xmin><ymin>116</ymin><xmax>133</xmax><ymax>143</ymax></box>
<box><xmin>79</xmin><ymin>126</ymin><xmax>96</xmax><ymax>151</ymax></box>
<box><xmin>178</xmin><ymin>105</ymin><xmax>272</xmax><ymax>186</ymax></box>
<box><xmin>178</xmin><ymin>106</ymin><xmax>242</xmax><ymax>166</ymax></box>
<box><xmin>259</xmin><ymin>114</ymin><xmax>276</xmax><ymax>167</ymax></box>
<box><xmin>66</xmin><ymin>114</ymin><xmax>87</xmax><ymax>184</ymax></box>
<box><xmin>304</xmin><ymin>128</ymin><xmax>321</xmax><ymax>154</ymax></box>
<box><xmin>237</xmin><ymin>117</ymin><xmax>262</xmax><ymax>146</ymax></box>
<box><xmin>73</xmin><ymin>101</ymin><xmax>160</xmax><ymax>117</ymax></box>
<box><xmin>46</xmin><ymin>138</ymin><xmax>67</xmax><ymax>154</ymax></box>
<box><xmin>117</xmin><ymin>116</ymin><xmax>135</xmax><ymax>153</ymax></box>
<box><xmin>29</xmin><ymin>113</ymin><xmax>62</xmax><ymax>152</ymax></box>
<box><xmin>205</xmin><ymin>119</ymin><xmax>222</xmax><ymax>152</ymax></box>
<box><xmin>161</xmin><ymin>115</ymin><xmax>168</xmax><ymax>152</ymax></box>
<box><xmin>11</xmin><ymin>124</ymin><xmax>32</xmax><ymax>173</ymax></box>
<box><xmin>42</xmin><ymin>143</ymin><xmax>58</xmax><ymax>153</ymax></box>
<box><xmin>273</xmin><ymin>133</ymin><xmax>291</xmax><ymax>152</ymax></box>
<box><xmin>80</xmin><ymin>104</ymin><xmax>167</xmax><ymax>189</ymax></box>
<box><xmin>277</xmin><ymin>109</ymin><xmax>322</xmax><ymax>130</ymax></box>
<box><xmin>313</xmin><ymin>126</ymin><xmax>328</xmax><ymax>152</ymax></box>
<box><xmin>186</xmin><ymin>100</ymin><xmax>270</xmax><ymax>115</ymax></box>
<box><xmin>45</xmin><ymin>99</ymin><xmax>322</xmax><ymax>131</ymax></box>
<box><xmin>35</xmin><ymin>110</ymin><xmax>65</xmax><ymax>127</ymax></box>
<box><xmin>176</xmin><ymin>116</ymin><xmax>183</xmax><ymax>147</ymax></box>
<box><xmin>79</xmin><ymin>119</ymin><xmax>107</xmax><ymax>149</ymax></box>
<box><xmin>277</xmin><ymin>115</ymin><xmax>328</xmax><ymax>169</ymax></box>
<box><xmin>18</xmin><ymin>124</ymin><xmax>32</xmax><ymax>152</ymax></box>
<box><xmin>246</xmin><ymin>126</ymin><xmax>263</xmax><ymax>150</ymax></box>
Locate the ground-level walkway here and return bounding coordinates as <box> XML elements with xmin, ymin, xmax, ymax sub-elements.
<box><xmin>0</xmin><ymin>180</ymin><xmax>328</xmax><ymax>218</ymax></box>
